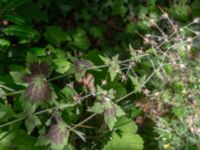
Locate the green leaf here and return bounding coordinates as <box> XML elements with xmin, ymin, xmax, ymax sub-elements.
<box><xmin>104</xmin><ymin>116</ymin><xmax>143</xmax><ymax>150</ymax></box>
<box><xmin>115</xmin><ymin>104</ymin><xmax>125</xmax><ymax>117</ymax></box>
<box><xmin>44</xmin><ymin>26</ymin><xmax>70</xmax><ymax>47</ymax></box>
<box><xmin>104</xmin><ymin>82</ymin><xmax>127</xmax><ymax>99</ymax></box>
<box><xmin>170</xmin><ymin>5</ymin><xmax>190</xmax><ymax>21</ymax></box>
<box><xmin>10</xmin><ymin>71</ymin><xmax>26</xmax><ymax>86</ymax></box>
<box><xmin>112</xmin><ymin>1</ymin><xmax>127</xmax><ymax>17</ymax></box>
<box><xmin>25</xmin><ymin>115</ymin><xmax>41</xmax><ymax>135</ymax></box>
<box><xmin>53</xmin><ymin>58</ymin><xmax>71</xmax><ymax>74</ymax></box>
<box><xmin>61</xmin><ymin>86</ymin><xmax>77</xmax><ymax>102</ymax></box>
<box><xmin>104</xmin><ymin>132</ymin><xmax>143</xmax><ymax>150</ymax></box>
<box><xmin>0</xmin><ymin>111</ymin><xmax>6</xmax><ymax>119</ymax></box>
<box><xmin>103</xmin><ymin>103</ymin><xmax>124</xmax><ymax>130</ymax></box>
<box><xmin>88</xmin><ymin>102</ymin><xmax>104</xmax><ymax>114</ymax></box>
<box><xmin>0</xmin><ymin>104</ymin><xmax>14</xmax><ymax>122</ymax></box>
<box><xmin>104</xmin><ymin>113</ymin><xmax>117</xmax><ymax>130</ymax></box>
<box><xmin>0</xmin><ymin>88</ymin><xmax>6</xmax><ymax>99</ymax></box>
<box><xmin>114</xmin><ymin>116</ymin><xmax>138</xmax><ymax>133</ymax></box>
<box><xmin>3</xmin><ymin>25</ymin><xmax>40</xmax><ymax>43</ymax></box>
<box><xmin>3</xmin><ymin>15</ymin><xmax>25</xmax><ymax>25</ymax></box>
<box><xmin>30</xmin><ymin>47</ymin><xmax>46</xmax><ymax>57</ymax></box>
<box><xmin>70</xmin><ymin>28</ymin><xmax>90</xmax><ymax>51</ymax></box>
<box><xmin>0</xmin><ymin>129</ymin><xmax>44</xmax><ymax>150</ymax></box>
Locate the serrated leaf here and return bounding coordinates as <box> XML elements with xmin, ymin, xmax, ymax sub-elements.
<box><xmin>115</xmin><ymin>104</ymin><xmax>125</xmax><ymax>117</ymax></box>
<box><xmin>114</xmin><ymin>116</ymin><xmax>138</xmax><ymax>133</ymax></box>
<box><xmin>104</xmin><ymin>116</ymin><xmax>143</xmax><ymax>150</ymax></box>
<box><xmin>104</xmin><ymin>132</ymin><xmax>143</xmax><ymax>150</ymax></box>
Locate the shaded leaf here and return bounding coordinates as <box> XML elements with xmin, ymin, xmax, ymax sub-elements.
<box><xmin>44</xmin><ymin>26</ymin><xmax>70</xmax><ymax>47</ymax></box>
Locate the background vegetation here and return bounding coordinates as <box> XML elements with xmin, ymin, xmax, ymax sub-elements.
<box><xmin>0</xmin><ymin>0</ymin><xmax>200</xmax><ymax>149</ymax></box>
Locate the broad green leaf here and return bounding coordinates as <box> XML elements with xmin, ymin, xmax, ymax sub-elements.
<box><xmin>30</xmin><ymin>47</ymin><xmax>46</xmax><ymax>57</ymax></box>
<box><xmin>104</xmin><ymin>116</ymin><xmax>143</xmax><ymax>150</ymax></box>
<box><xmin>0</xmin><ymin>130</ymin><xmax>44</xmax><ymax>150</ymax></box>
<box><xmin>88</xmin><ymin>102</ymin><xmax>104</xmax><ymax>114</ymax></box>
<box><xmin>112</xmin><ymin>1</ymin><xmax>127</xmax><ymax>17</ymax></box>
<box><xmin>0</xmin><ymin>39</ymin><xmax>11</xmax><ymax>47</ymax></box>
<box><xmin>53</xmin><ymin>58</ymin><xmax>71</xmax><ymax>74</ymax></box>
<box><xmin>3</xmin><ymin>25</ymin><xmax>40</xmax><ymax>43</ymax></box>
<box><xmin>70</xmin><ymin>28</ymin><xmax>90</xmax><ymax>51</ymax></box>
<box><xmin>61</xmin><ymin>86</ymin><xmax>77</xmax><ymax>102</ymax></box>
<box><xmin>104</xmin><ymin>132</ymin><xmax>143</xmax><ymax>150</ymax></box>
<box><xmin>114</xmin><ymin>116</ymin><xmax>138</xmax><ymax>133</ymax></box>
<box><xmin>44</xmin><ymin>26</ymin><xmax>70</xmax><ymax>47</ymax></box>
<box><xmin>115</xmin><ymin>104</ymin><xmax>125</xmax><ymax>117</ymax></box>
<box><xmin>104</xmin><ymin>82</ymin><xmax>127</xmax><ymax>99</ymax></box>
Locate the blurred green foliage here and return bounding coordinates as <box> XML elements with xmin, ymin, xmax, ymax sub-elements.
<box><xmin>0</xmin><ymin>0</ymin><xmax>200</xmax><ymax>150</ymax></box>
